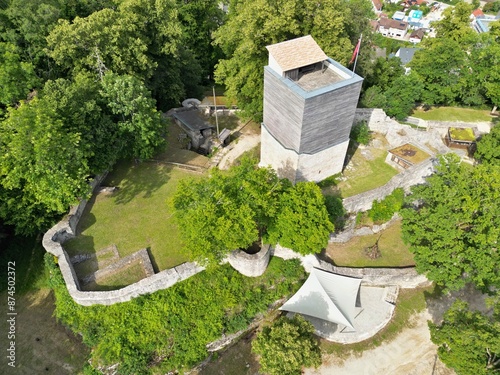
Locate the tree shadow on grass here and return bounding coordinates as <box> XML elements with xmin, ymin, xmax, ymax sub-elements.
<box><xmin>104</xmin><ymin>160</ymin><xmax>173</xmax><ymax>205</ymax></box>
<box><xmin>424</xmin><ymin>283</ymin><xmax>494</xmax><ymax>325</ymax></box>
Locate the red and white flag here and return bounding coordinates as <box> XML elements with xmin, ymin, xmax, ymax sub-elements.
<box><xmin>349</xmin><ymin>37</ymin><xmax>361</xmax><ymax>65</ymax></box>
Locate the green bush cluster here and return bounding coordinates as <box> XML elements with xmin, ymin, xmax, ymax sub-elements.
<box><xmin>369</xmin><ymin>188</ymin><xmax>405</xmax><ymax>223</ymax></box>
<box><xmin>324</xmin><ymin>195</ymin><xmax>346</xmax><ymax>229</ymax></box>
<box><xmin>252</xmin><ymin>315</ymin><xmax>321</xmax><ymax>375</ymax></box>
<box><xmin>350</xmin><ymin>121</ymin><xmax>371</xmax><ymax>145</ymax></box>
<box><xmin>46</xmin><ymin>254</ymin><xmax>305</xmax><ymax>374</ymax></box>
<box><xmin>483</xmin><ymin>1</ymin><xmax>500</xmax><ymax>13</ymax></box>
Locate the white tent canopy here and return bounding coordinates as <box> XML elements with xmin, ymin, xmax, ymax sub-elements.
<box><xmin>280</xmin><ymin>268</ymin><xmax>362</xmax><ymax>329</ymax></box>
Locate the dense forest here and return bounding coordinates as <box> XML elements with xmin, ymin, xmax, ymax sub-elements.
<box><xmin>1</xmin><ymin>0</ymin><xmax>500</xmax><ymax>374</ymax></box>
<box><xmin>1</xmin><ymin>0</ymin><xmax>499</xmax><ymax>237</ymax></box>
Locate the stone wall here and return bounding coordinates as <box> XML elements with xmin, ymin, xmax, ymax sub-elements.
<box><xmin>42</xmin><ymin>174</ymin><xmax>204</xmax><ymax>306</ymax></box>
<box><xmin>330</xmin><ymin>214</ymin><xmax>401</xmax><ymax>243</ymax></box>
<box><xmin>342</xmin><ymin>158</ymin><xmax>436</xmax><ymax>213</ymax></box>
<box><xmin>272</xmin><ymin>244</ymin><xmax>430</xmax><ymax>289</ymax></box>
<box><xmin>227</xmin><ymin>244</ymin><xmax>271</xmax><ymax>277</ymax></box>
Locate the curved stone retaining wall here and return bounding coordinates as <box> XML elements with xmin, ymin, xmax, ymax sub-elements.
<box><xmin>42</xmin><ymin>174</ymin><xmax>204</xmax><ymax>306</ymax></box>
<box><xmin>329</xmin><ymin>214</ymin><xmax>401</xmax><ymax>243</ymax></box>
<box><xmin>227</xmin><ymin>244</ymin><xmax>271</xmax><ymax>277</ymax></box>
<box><xmin>272</xmin><ymin>244</ymin><xmax>430</xmax><ymax>289</ymax></box>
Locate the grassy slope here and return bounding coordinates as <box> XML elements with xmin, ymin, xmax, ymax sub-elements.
<box><xmin>412</xmin><ymin>107</ymin><xmax>493</xmax><ymax>122</ymax></box>
<box><xmin>64</xmin><ymin>161</ymin><xmax>204</xmax><ymax>271</ymax></box>
<box><xmin>326</xmin><ymin>220</ymin><xmax>415</xmax><ymax>268</ymax></box>
<box><xmin>335</xmin><ymin>143</ymin><xmax>398</xmax><ymax>198</ymax></box>
<box><xmin>0</xmin><ymin>236</ymin><xmax>89</xmax><ymax>373</ymax></box>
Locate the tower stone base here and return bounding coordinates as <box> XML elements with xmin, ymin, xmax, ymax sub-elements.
<box><xmin>260</xmin><ymin>126</ymin><xmax>348</xmax><ymax>183</ymax></box>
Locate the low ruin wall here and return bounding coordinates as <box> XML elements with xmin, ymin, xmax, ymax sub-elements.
<box><xmin>42</xmin><ymin>174</ymin><xmax>204</xmax><ymax>306</ymax></box>
<box><xmin>272</xmin><ymin>244</ymin><xmax>430</xmax><ymax>289</ymax></box>
<box><xmin>342</xmin><ymin>158</ymin><xmax>436</xmax><ymax>213</ymax></box>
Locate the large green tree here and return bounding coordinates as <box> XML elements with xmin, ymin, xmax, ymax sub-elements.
<box><xmin>173</xmin><ymin>158</ymin><xmax>287</xmax><ymax>264</ymax></box>
<box><xmin>0</xmin><ymin>42</ymin><xmax>40</xmax><ymax>107</ymax></box>
<box><xmin>267</xmin><ymin>181</ymin><xmax>333</xmax><ymax>255</ymax></box>
<box><xmin>100</xmin><ymin>72</ymin><xmax>166</xmax><ymax>160</ymax></box>
<box><xmin>214</xmin><ymin>0</ymin><xmax>374</xmax><ymax>121</ymax></box>
<box><xmin>173</xmin><ymin>158</ymin><xmax>333</xmax><ymax>264</ymax></box>
<box><xmin>403</xmin><ymin>1</ymin><xmax>500</xmax><ymax>109</ymax></box>
<box><xmin>46</xmin><ymin>0</ymin><xmax>202</xmax><ymax>109</ymax></box>
<box><xmin>176</xmin><ymin>0</ymin><xmax>226</xmax><ymax>81</ymax></box>
<box><xmin>252</xmin><ymin>315</ymin><xmax>321</xmax><ymax>375</ymax></box>
<box><xmin>0</xmin><ymin>98</ymin><xmax>91</xmax><ymax>234</ymax></box>
<box><xmin>430</xmin><ymin>300</ymin><xmax>500</xmax><ymax>375</ymax></box>
<box><xmin>401</xmin><ymin>154</ymin><xmax>500</xmax><ymax>291</ymax></box>
<box><xmin>476</xmin><ymin>125</ymin><xmax>500</xmax><ymax>166</ymax></box>
<box><xmin>409</xmin><ymin>39</ymin><xmax>467</xmax><ymax>106</ymax></box>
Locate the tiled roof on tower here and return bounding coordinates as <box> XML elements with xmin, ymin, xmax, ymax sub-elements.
<box><xmin>266</xmin><ymin>35</ymin><xmax>328</xmax><ymax>72</ymax></box>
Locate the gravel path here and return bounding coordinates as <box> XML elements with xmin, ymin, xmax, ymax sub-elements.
<box><xmin>218</xmin><ymin>133</ymin><xmax>260</xmax><ymax>170</ymax></box>
<box><xmin>305</xmin><ymin>310</ymin><xmax>455</xmax><ymax>375</ymax></box>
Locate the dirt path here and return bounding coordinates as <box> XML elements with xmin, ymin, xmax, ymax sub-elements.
<box><xmin>305</xmin><ymin>310</ymin><xmax>454</xmax><ymax>375</ymax></box>
<box><xmin>218</xmin><ymin>134</ymin><xmax>260</xmax><ymax>169</ymax></box>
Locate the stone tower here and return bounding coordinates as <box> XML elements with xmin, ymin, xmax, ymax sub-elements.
<box><xmin>260</xmin><ymin>35</ymin><xmax>363</xmax><ymax>182</ymax></box>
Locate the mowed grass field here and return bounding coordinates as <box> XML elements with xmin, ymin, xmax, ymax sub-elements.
<box><xmin>325</xmin><ymin>135</ymin><xmax>398</xmax><ymax>198</ymax></box>
<box><xmin>64</xmin><ymin>161</ymin><xmax>205</xmax><ymax>271</ymax></box>
<box><xmin>412</xmin><ymin>107</ymin><xmax>493</xmax><ymax>122</ymax></box>
<box><xmin>326</xmin><ymin>220</ymin><xmax>415</xmax><ymax>268</ymax></box>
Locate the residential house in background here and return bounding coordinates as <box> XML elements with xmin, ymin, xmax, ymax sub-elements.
<box><xmin>394</xmin><ymin>47</ymin><xmax>419</xmax><ymax>73</ymax></box>
<box><xmin>393</xmin><ymin>11</ymin><xmax>406</xmax><ymax>21</ymax></box>
<box><xmin>407</xmin><ymin>9</ymin><xmax>424</xmax><ymax>28</ymax></box>
<box><xmin>371</xmin><ymin>0</ymin><xmax>382</xmax><ymax>12</ymax></box>
<box><xmin>471</xmin><ymin>9</ymin><xmax>500</xmax><ymax>33</ymax></box>
<box><xmin>378</xmin><ymin>17</ymin><xmax>409</xmax><ymax>38</ymax></box>
<box><xmin>409</xmin><ymin>28</ymin><xmax>425</xmax><ymax>43</ymax></box>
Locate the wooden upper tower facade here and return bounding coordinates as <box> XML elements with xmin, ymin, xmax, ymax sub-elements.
<box><xmin>260</xmin><ymin>35</ymin><xmax>363</xmax><ymax>182</ymax></box>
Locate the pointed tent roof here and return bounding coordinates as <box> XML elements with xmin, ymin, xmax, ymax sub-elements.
<box><xmin>280</xmin><ymin>268</ymin><xmax>362</xmax><ymax>329</ymax></box>
<box><xmin>266</xmin><ymin>35</ymin><xmax>328</xmax><ymax>72</ymax></box>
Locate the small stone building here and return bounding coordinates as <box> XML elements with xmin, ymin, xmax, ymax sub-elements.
<box><xmin>444</xmin><ymin>127</ymin><xmax>476</xmax><ymax>153</ymax></box>
<box><xmin>172</xmin><ymin>109</ymin><xmax>214</xmax><ymax>154</ymax></box>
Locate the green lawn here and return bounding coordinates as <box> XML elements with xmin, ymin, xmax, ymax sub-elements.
<box><xmin>83</xmin><ymin>261</ymin><xmax>147</xmax><ymax>291</ymax></box>
<box><xmin>331</xmin><ymin>139</ymin><xmax>398</xmax><ymax>198</ymax></box>
<box><xmin>326</xmin><ymin>220</ymin><xmax>415</xmax><ymax>267</ymax></box>
<box><xmin>412</xmin><ymin>107</ymin><xmax>493</xmax><ymax>122</ymax></box>
<box><xmin>64</xmin><ymin>161</ymin><xmax>204</xmax><ymax>271</ymax></box>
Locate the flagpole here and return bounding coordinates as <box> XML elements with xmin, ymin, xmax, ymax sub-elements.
<box><xmin>352</xmin><ymin>34</ymin><xmax>362</xmax><ymax>77</ymax></box>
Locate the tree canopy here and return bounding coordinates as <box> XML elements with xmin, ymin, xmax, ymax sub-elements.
<box><xmin>267</xmin><ymin>182</ymin><xmax>334</xmax><ymax>256</ymax></box>
<box><xmin>401</xmin><ymin>154</ymin><xmax>500</xmax><ymax>291</ymax></box>
<box><xmin>475</xmin><ymin>125</ymin><xmax>500</xmax><ymax>166</ymax></box>
<box><xmin>213</xmin><ymin>0</ymin><xmax>374</xmax><ymax>121</ymax></box>
<box><xmin>252</xmin><ymin>315</ymin><xmax>322</xmax><ymax>375</ymax></box>
<box><xmin>0</xmin><ymin>98</ymin><xmax>91</xmax><ymax>234</ymax></box>
<box><xmin>173</xmin><ymin>158</ymin><xmax>333</xmax><ymax>264</ymax></box>
<box><xmin>430</xmin><ymin>300</ymin><xmax>500</xmax><ymax>375</ymax></box>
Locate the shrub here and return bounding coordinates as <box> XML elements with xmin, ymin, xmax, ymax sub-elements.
<box><xmin>483</xmin><ymin>1</ymin><xmax>500</xmax><ymax>13</ymax></box>
<box><xmin>252</xmin><ymin>315</ymin><xmax>321</xmax><ymax>375</ymax></box>
<box><xmin>324</xmin><ymin>195</ymin><xmax>346</xmax><ymax>229</ymax></box>
<box><xmin>316</xmin><ymin>174</ymin><xmax>340</xmax><ymax>188</ymax></box>
<box><xmin>350</xmin><ymin>121</ymin><xmax>371</xmax><ymax>145</ymax></box>
<box><xmin>369</xmin><ymin>188</ymin><xmax>404</xmax><ymax>223</ymax></box>
<box><xmin>46</xmin><ymin>254</ymin><xmax>306</xmax><ymax>374</ymax></box>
